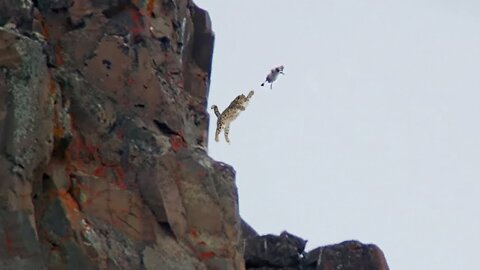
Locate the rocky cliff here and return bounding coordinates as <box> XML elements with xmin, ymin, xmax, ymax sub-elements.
<box><xmin>0</xmin><ymin>1</ymin><xmax>389</xmax><ymax>269</ymax></box>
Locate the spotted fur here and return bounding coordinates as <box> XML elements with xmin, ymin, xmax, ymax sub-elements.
<box><xmin>211</xmin><ymin>90</ymin><xmax>254</xmax><ymax>143</ymax></box>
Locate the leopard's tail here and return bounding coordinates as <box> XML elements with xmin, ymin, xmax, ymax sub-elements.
<box><xmin>210</xmin><ymin>105</ymin><xmax>221</xmax><ymax>118</ymax></box>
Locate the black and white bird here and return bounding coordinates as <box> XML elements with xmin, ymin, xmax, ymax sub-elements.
<box><xmin>261</xmin><ymin>65</ymin><xmax>285</xmax><ymax>89</ymax></box>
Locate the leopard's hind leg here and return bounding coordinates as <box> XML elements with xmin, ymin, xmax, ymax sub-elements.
<box><xmin>214</xmin><ymin>121</ymin><xmax>222</xmax><ymax>142</ymax></box>
<box><xmin>224</xmin><ymin>125</ymin><xmax>231</xmax><ymax>144</ymax></box>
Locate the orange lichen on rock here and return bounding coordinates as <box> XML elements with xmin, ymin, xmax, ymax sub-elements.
<box><xmin>128</xmin><ymin>8</ymin><xmax>144</xmax><ymax>38</ymax></box>
<box><xmin>36</xmin><ymin>12</ymin><xmax>50</xmax><ymax>39</ymax></box>
<box><xmin>54</xmin><ymin>43</ymin><xmax>64</xmax><ymax>66</ymax></box>
<box><xmin>52</xmin><ymin>188</ymin><xmax>82</xmax><ymax>226</ymax></box>
<box><xmin>92</xmin><ymin>166</ymin><xmax>106</xmax><ymax>177</ymax></box>
<box><xmin>189</xmin><ymin>228</ymin><xmax>199</xmax><ymax>238</ymax></box>
<box><xmin>85</xmin><ymin>139</ymin><xmax>98</xmax><ymax>159</ymax></box>
<box><xmin>113</xmin><ymin>166</ymin><xmax>127</xmax><ymax>189</ymax></box>
<box><xmin>52</xmin><ymin>108</ymin><xmax>65</xmax><ymax>140</ymax></box>
<box><xmin>170</xmin><ymin>135</ymin><xmax>185</xmax><ymax>152</ymax></box>
<box><xmin>146</xmin><ymin>0</ymin><xmax>155</xmax><ymax>15</ymax></box>
<box><xmin>198</xmin><ymin>251</ymin><xmax>216</xmax><ymax>261</ymax></box>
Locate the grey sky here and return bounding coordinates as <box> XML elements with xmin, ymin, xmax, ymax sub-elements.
<box><xmin>195</xmin><ymin>1</ymin><xmax>480</xmax><ymax>269</ymax></box>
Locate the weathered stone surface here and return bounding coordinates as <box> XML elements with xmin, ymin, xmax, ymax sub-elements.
<box><xmin>0</xmin><ymin>0</ymin><xmax>33</xmax><ymax>31</ymax></box>
<box><xmin>241</xmin><ymin>218</ymin><xmax>259</xmax><ymax>240</ymax></box>
<box><xmin>0</xmin><ymin>1</ymin><xmax>390</xmax><ymax>269</ymax></box>
<box><xmin>0</xmin><ymin>30</ymin><xmax>23</xmax><ymax>68</ymax></box>
<box><xmin>303</xmin><ymin>240</ymin><xmax>390</xmax><ymax>270</ymax></box>
<box><xmin>0</xmin><ymin>1</ymin><xmax>244</xmax><ymax>269</ymax></box>
<box><xmin>245</xmin><ymin>235</ymin><xmax>389</xmax><ymax>270</ymax></box>
<box><xmin>245</xmin><ymin>232</ymin><xmax>306</xmax><ymax>268</ymax></box>
<box><xmin>0</xmin><ymin>26</ymin><xmax>52</xmax><ymax>270</ymax></box>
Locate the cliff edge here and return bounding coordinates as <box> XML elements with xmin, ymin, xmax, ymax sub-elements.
<box><xmin>0</xmin><ymin>1</ymin><xmax>389</xmax><ymax>269</ymax></box>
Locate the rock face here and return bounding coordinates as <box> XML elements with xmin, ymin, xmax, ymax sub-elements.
<box><xmin>302</xmin><ymin>240</ymin><xmax>390</xmax><ymax>270</ymax></box>
<box><xmin>0</xmin><ymin>1</ymin><xmax>390</xmax><ymax>270</ymax></box>
<box><xmin>244</xmin><ymin>232</ymin><xmax>307</xmax><ymax>268</ymax></box>
<box><xmin>0</xmin><ymin>0</ymin><xmax>242</xmax><ymax>269</ymax></box>
<box><xmin>243</xmin><ymin>231</ymin><xmax>389</xmax><ymax>270</ymax></box>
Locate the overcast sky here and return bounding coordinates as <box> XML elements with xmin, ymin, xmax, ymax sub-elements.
<box><xmin>195</xmin><ymin>1</ymin><xmax>480</xmax><ymax>269</ymax></box>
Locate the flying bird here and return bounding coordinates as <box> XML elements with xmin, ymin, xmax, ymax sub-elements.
<box><xmin>261</xmin><ymin>65</ymin><xmax>285</xmax><ymax>89</ymax></box>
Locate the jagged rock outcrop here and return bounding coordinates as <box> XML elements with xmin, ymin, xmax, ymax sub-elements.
<box><xmin>0</xmin><ymin>0</ymin><xmax>242</xmax><ymax>269</ymax></box>
<box><xmin>244</xmin><ymin>232</ymin><xmax>307</xmax><ymax>268</ymax></box>
<box><xmin>302</xmin><ymin>240</ymin><xmax>389</xmax><ymax>270</ymax></box>
<box><xmin>243</xmin><ymin>231</ymin><xmax>389</xmax><ymax>270</ymax></box>
<box><xmin>0</xmin><ymin>1</ymin><xmax>390</xmax><ymax>270</ymax></box>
